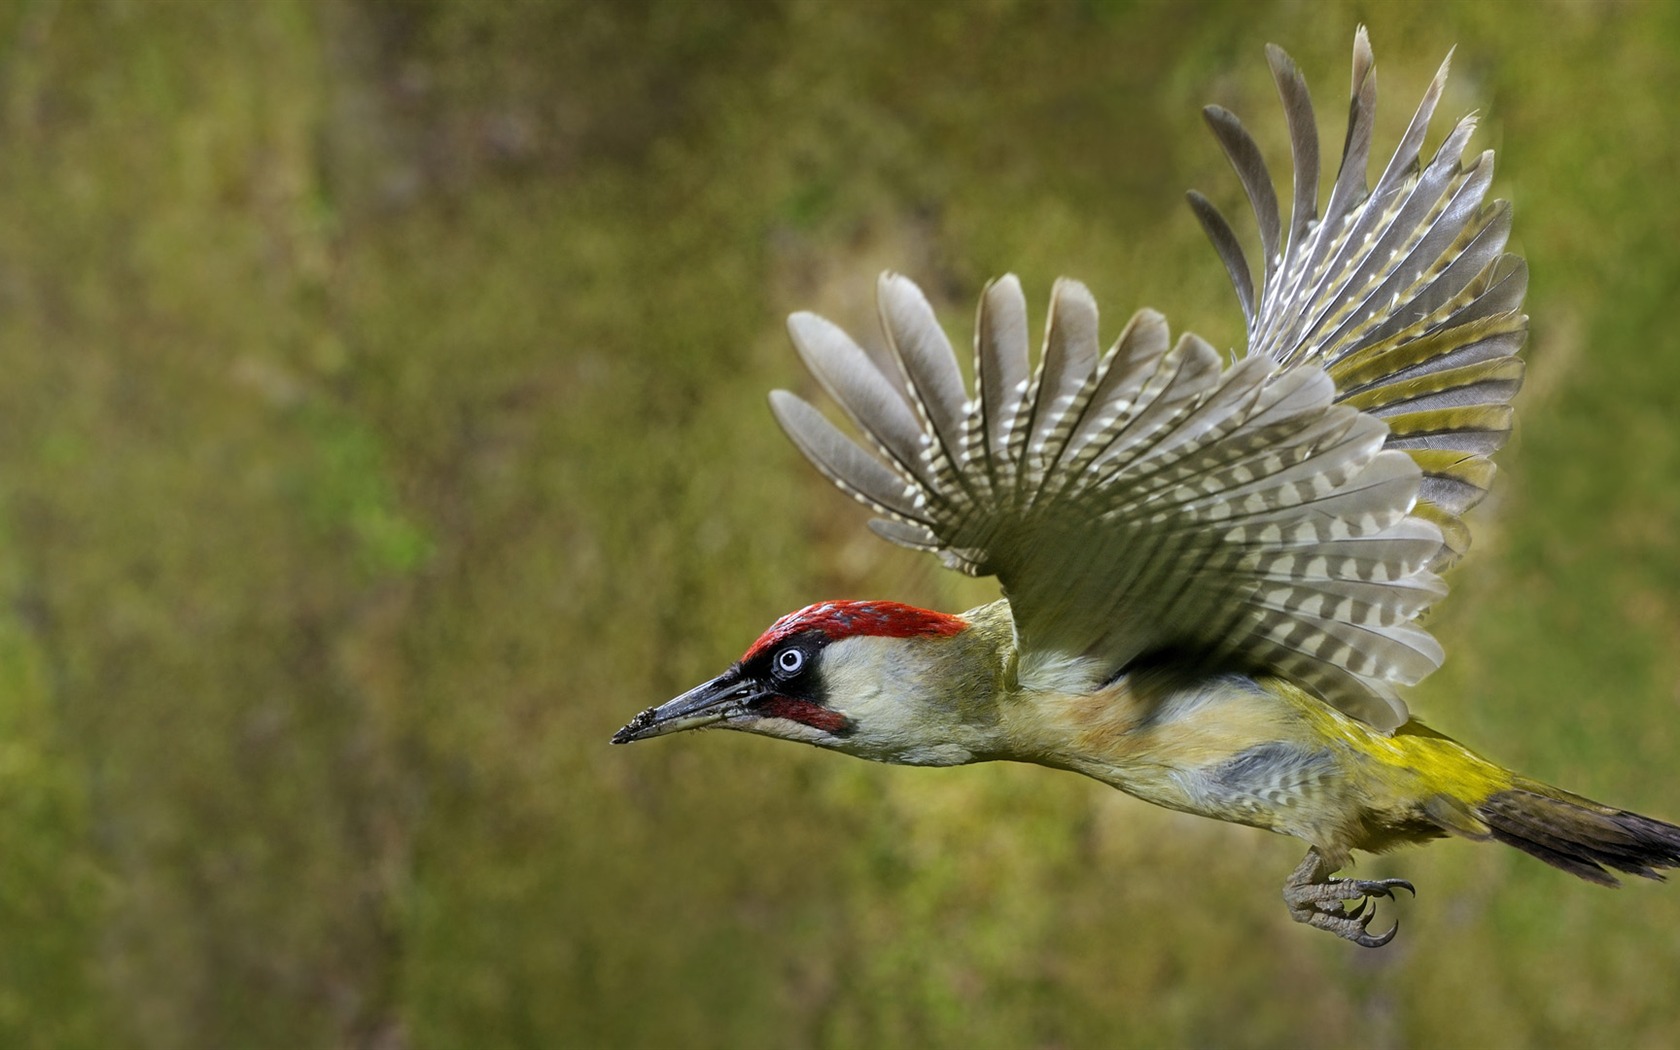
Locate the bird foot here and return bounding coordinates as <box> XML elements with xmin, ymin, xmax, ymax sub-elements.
<box><xmin>1283</xmin><ymin>847</ymin><xmax>1414</xmax><ymax>948</ymax></box>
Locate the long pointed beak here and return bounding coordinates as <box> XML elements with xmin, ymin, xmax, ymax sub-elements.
<box><xmin>611</xmin><ymin>668</ymin><xmax>761</xmax><ymax>744</ymax></box>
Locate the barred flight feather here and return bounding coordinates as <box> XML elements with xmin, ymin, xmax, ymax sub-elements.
<box><xmin>1193</xmin><ymin>26</ymin><xmax>1526</xmax><ymax>567</ymax></box>
<box><xmin>775</xmin><ymin>273</ymin><xmax>1442</xmax><ymax>728</ymax></box>
<box><xmin>769</xmin><ymin>29</ymin><xmax>1524</xmax><ymax>731</ymax></box>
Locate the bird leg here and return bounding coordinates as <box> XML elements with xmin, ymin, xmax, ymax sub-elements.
<box><xmin>1283</xmin><ymin>847</ymin><xmax>1414</xmax><ymax>948</ymax></box>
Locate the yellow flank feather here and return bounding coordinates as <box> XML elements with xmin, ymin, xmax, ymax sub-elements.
<box><xmin>999</xmin><ymin>668</ymin><xmax>1527</xmax><ymax>861</ymax></box>
<box><xmin>1284</xmin><ymin>680</ymin><xmax>1513</xmax><ymax>805</ymax></box>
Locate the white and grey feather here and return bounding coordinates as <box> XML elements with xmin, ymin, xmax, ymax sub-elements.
<box><xmin>769</xmin><ymin>30</ymin><xmax>1525</xmax><ymax>732</ymax></box>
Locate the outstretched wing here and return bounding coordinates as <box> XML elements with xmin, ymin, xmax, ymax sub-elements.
<box><xmin>1188</xmin><ymin>27</ymin><xmax>1527</xmax><ymax>565</ymax></box>
<box><xmin>769</xmin><ymin>31</ymin><xmax>1523</xmax><ymax>730</ymax></box>
<box><xmin>773</xmin><ymin>273</ymin><xmax>1442</xmax><ymax>728</ymax></box>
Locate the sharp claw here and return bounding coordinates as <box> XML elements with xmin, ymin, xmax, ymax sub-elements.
<box><xmin>1283</xmin><ymin>849</ymin><xmax>1412</xmax><ymax>948</ymax></box>
<box><xmin>1350</xmin><ymin>877</ymin><xmax>1413</xmax><ymax>901</ymax></box>
<box><xmin>1357</xmin><ymin>919</ymin><xmax>1400</xmax><ymax>948</ymax></box>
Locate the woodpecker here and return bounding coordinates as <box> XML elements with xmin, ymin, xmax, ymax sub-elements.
<box><xmin>613</xmin><ymin>30</ymin><xmax>1680</xmax><ymax>946</ymax></box>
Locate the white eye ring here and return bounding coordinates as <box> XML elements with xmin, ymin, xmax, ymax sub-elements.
<box><xmin>776</xmin><ymin>647</ymin><xmax>805</xmax><ymax>675</ymax></box>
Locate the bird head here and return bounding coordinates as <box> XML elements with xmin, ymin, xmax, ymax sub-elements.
<box><xmin>612</xmin><ymin>600</ymin><xmax>995</xmax><ymax>765</ymax></box>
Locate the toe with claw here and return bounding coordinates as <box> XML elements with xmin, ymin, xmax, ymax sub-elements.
<box><xmin>1283</xmin><ymin>847</ymin><xmax>1415</xmax><ymax>948</ymax></box>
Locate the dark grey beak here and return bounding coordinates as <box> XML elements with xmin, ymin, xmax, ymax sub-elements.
<box><xmin>611</xmin><ymin>668</ymin><xmax>762</xmax><ymax>744</ymax></box>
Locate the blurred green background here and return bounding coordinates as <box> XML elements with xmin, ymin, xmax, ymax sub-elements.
<box><xmin>1</xmin><ymin>0</ymin><xmax>1677</xmax><ymax>1046</ymax></box>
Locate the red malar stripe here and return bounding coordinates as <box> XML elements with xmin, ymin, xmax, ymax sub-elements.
<box><xmin>760</xmin><ymin>697</ymin><xmax>851</xmax><ymax>734</ymax></box>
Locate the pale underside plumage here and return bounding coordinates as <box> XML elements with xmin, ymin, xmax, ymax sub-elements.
<box><xmin>770</xmin><ymin>29</ymin><xmax>1526</xmax><ymax>731</ymax></box>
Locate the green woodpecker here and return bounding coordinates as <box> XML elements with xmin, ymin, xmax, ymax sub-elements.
<box><xmin>613</xmin><ymin>29</ymin><xmax>1680</xmax><ymax>947</ymax></box>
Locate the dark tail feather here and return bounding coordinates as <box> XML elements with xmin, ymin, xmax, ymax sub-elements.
<box><xmin>1476</xmin><ymin>787</ymin><xmax>1680</xmax><ymax>886</ymax></box>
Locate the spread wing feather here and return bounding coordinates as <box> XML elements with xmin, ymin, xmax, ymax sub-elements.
<box><xmin>1192</xmin><ymin>26</ymin><xmax>1527</xmax><ymax>565</ymax></box>
<box><xmin>775</xmin><ymin>274</ymin><xmax>1440</xmax><ymax>727</ymax></box>
<box><xmin>769</xmin><ymin>29</ymin><xmax>1524</xmax><ymax>730</ymax></box>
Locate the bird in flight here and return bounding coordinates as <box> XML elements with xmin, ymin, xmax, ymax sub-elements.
<box><xmin>613</xmin><ymin>29</ymin><xmax>1680</xmax><ymax>946</ymax></box>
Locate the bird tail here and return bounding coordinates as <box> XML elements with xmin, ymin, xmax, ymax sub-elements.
<box><xmin>1470</xmin><ymin>782</ymin><xmax>1680</xmax><ymax>886</ymax></box>
<box><xmin>1386</xmin><ymin>721</ymin><xmax>1680</xmax><ymax>885</ymax></box>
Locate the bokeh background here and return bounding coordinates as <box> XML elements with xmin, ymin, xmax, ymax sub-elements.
<box><xmin>2</xmin><ymin>1</ymin><xmax>1678</xmax><ymax>1046</ymax></box>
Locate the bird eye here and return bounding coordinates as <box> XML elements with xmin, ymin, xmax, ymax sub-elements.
<box><xmin>775</xmin><ymin>647</ymin><xmax>806</xmax><ymax>676</ymax></box>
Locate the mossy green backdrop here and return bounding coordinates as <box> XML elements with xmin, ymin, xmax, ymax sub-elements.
<box><xmin>1</xmin><ymin>1</ymin><xmax>1677</xmax><ymax>1046</ymax></box>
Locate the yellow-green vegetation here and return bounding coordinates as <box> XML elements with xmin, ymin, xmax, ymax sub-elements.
<box><xmin>1</xmin><ymin>1</ymin><xmax>1677</xmax><ymax>1046</ymax></box>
